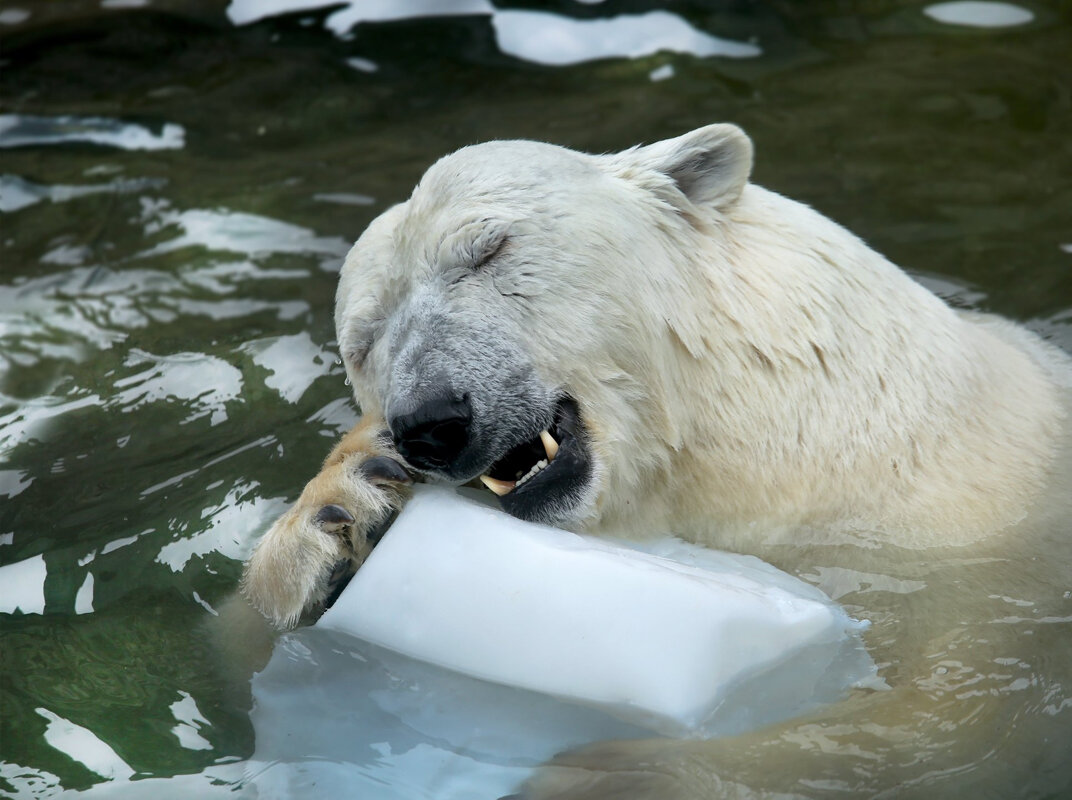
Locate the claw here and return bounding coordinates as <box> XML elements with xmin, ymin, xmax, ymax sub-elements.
<box><xmin>359</xmin><ymin>455</ymin><xmax>413</xmax><ymax>486</ymax></box>
<box><xmin>315</xmin><ymin>504</ymin><xmax>355</xmax><ymax>532</ymax></box>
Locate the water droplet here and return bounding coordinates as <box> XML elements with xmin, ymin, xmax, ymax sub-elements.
<box><xmin>335</xmin><ymin>357</ymin><xmax>342</xmax><ymax>366</ymax></box>
<box><xmin>344</xmin><ymin>378</ymin><xmax>351</xmax><ymax>386</ymax></box>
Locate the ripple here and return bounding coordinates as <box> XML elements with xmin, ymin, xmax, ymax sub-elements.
<box><xmin>802</xmin><ymin>566</ymin><xmax>927</xmax><ymax>600</ymax></box>
<box><xmin>0</xmin><ymin>9</ymin><xmax>31</xmax><ymax>25</ymax></box>
<box><xmin>313</xmin><ymin>191</ymin><xmax>375</xmax><ymax>206</ymax></box>
<box><xmin>0</xmin><ymin>762</ymin><xmax>61</xmax><ymax>797</ymax></box>
<box><xmin>227</xmin><ymin>0</ymin><xmax>494</xmax><ymax>33</ymax></box>
<box><xmin>0</xmin><ymin>115</ymin><xmax>184</xmax><ymax>151</ymax></box>
<box><xmin>0</xmin><ymin>193</ymin><xmax>339</xmax><ymax>372</ymax></box>
<box><xmin>0</xmin><ymin>174</ymin><xmax>167</xmax><ymax>214</ymax></box>
<box><xmin>226</xmin><ymin>1</ymin><xmax>761</xmax><ymax>65</ymax></box>
<box><xmin>924</xmin><ymin>2</ymin><xmax>1034</xmax><ymax>28</ymax></box>
<box><xmin>240</xmin><ymin>332</ymin><xmax>335</xmax><ymax>404</ymax></box>
<box><xmin>155</xmin><ymin>481</ymin><xmax>285</xmax><ymax>572</ymax></box>
<box><xmin>74</xmin><ymin>573</ymin><xmax>94</xmax><ymax>615</ymax></box>
<box><xmin>307</xmin><ymin>396</ymin><xmax>360</xmax><ymax>435</ymax></box>
<box><xmin>0</xmin><ymin>554</ymin><xmax>47</xmax><ymax>614</ymax></box>
<box><xmin>36</xmin><ymin>708</ymin><xmax>134</xmax><ymax>781</ymax></box>
<box><xmin>112</xmin><ymin>350</ymin><xmax>244</xmax><ymax>425</ymax></box>
<box><xmin>139</xmin><ymin>206</ymin><xmax>350</xmax><ymax>264</ymax></box>
<box><xmin>0</xmin><ymin>394</ymin><xmax>103</xmax><ymax>457</ymax></box>
<box><xmin>170</xmin><ymin>692</ymin><xmax>213</xmax><ymax>752</ymax></box>
<box><xmin>0</xmin><ymin>468</ymin><xmax>32</xmax><ymax>499</ymax></box>
<box><xmin>492</xmin><ymin>10</ymin><xmax>761</xmax><ymax>66</ymax></box>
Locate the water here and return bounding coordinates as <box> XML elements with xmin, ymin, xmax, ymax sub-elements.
<box><xmin>1</xmin><ymin>1</ymin><xmax>1069</xmax><ymax>798</ymax></box>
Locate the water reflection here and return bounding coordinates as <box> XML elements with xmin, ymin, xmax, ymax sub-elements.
<box><xmin>227</xmin><ymin>0</ymin><xmax>496</xmax><ymax>34</ymax></box>
<box><xmin>140</xmin><ymin>204</ymin><xmax>349</xmax><ymax>265</ymax></box>
<box><xmin>74</xmin><ymin>572</ymin><xmax>93</xmax><ymax>614</ymax></box>
<box><xmin>0</xmin><ymin>115</ymin><xmax>184</xmax><ymax>151</ymax></box>
<box><xmin>924</xmin><ymin>1</ymin><xmax>1035</xmax><ymax>28</ymax></box>
<box><xmin>36</xmin><ymin>708</ymin><xmax>134</xmax><ymax>781</ymax></box>
<box><xmin>1</xmin><ymin>0</ymin><xmax>1070</xmax><ymax>797</ymax></box>
<box><xmin>312</xmin><ymin>191</ymin><xmax>375</xmax><ymax>206</ymax></box>
<box><xmin>492</xmin><ymin>10</ymin><xmax>760</xmax><ymax>66</ymax></box>
<box><xmin>246</xmin><ymin>631</ymin><xmax>651</xmax><ymax>799</ymax></box>
<box><xmin>113</xmin><ymin>350</ymin><xmax>244</xmax><ymax>425</ymax></box>
<box><xmin>227</xmin><ymin>0</ymin><xmax>761</xmax><ymax>65</ymax></box>
<box><xmin>154</xmin><ymin>483</ymin><xmax>281</xmax><ymax>572</ymax></box>
<box><xmin>240</xmin><ymin>332</ymin><xmax>335</xmax><ymax>404</ymax></box>
<box><xmin>0</xmin><ymin>174</ymin><xmax>166</xmax><ymax>214</ymax></box>
<box><xmin>169</xmin><ymin>692</ymin><xmax>213</xmax><ymax>752</ymax></box>
<box><xmin>0</xmin><ymin>395</ymin><xmax>103</xmax><ymax>457</ymax></box>
<box><xmin>0</xmin><ymin>762</ymin><xmax>62</xmax><ymax>798</ymax></box>
<box><xmin>0</xmin><ymin>468</ymin><xmax>32</xmax><ymax>498</ymax></box>
<box><xmin>0</xmin><ymin>8</ymin><xmax>31</xmax><ymax>26</ymax></box>
<box><xmin>0</xmin><ymin>553</ymin><xmax>47</xmax><ymax>613</ymax></box>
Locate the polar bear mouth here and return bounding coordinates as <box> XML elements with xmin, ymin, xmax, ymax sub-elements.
<box><xmin>477</xmin><ymin>397</ymin><xmax>591</xmax><ymax>523</ymax></box>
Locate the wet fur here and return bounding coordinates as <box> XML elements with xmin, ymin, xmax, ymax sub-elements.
<box><xmin>335</xmin><ymin>124</ymin><xmax>1067</xmax><ymax>545</ymax></box>
<box><xmin>237</xmin><ymin>125</ymin><xmax>1072</xmax><ymax>797</ymax></box>
<box><xmin>240</xmin><ymin>417</ymin><xmax>409</xmax><ymax>630</ymax></box>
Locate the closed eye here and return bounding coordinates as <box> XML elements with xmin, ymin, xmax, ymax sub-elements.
<box><xmin>447</xmin><ymin>235</ymin><xmax>509</xmax><ymax>285</ymax></box>
<box><xmin>437</xmin><ymin>218</ymin><xmax>514</xmax><ymax>276</ymax></box>
<box><xmin>342</xmin><ymin>315</ymin><xmax>384</xmax><ymax>369</ymax></box>
<box><xmin>473</xmin><ymin>233</ymin><xmax>508</xmax><ymax>271</ymax></box>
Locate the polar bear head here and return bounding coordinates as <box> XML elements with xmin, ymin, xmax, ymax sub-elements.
<box><xmin>335</xmin><ymin>125</ymin><xmax>753</xmax><ymax>528</ymax></box>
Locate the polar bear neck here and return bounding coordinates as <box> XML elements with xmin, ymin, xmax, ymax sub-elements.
<box><xmin>589</xmin><ymin>183</ymin><xmax>1065</xmax><ymax>547</ymax></box>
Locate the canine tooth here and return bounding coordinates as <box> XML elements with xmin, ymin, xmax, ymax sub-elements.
<box><xmin>480</xmin><ymin>475</ymin><xmax>516</xmax><ymax>496</ymax></box>
<box><xmin>540</xmin><ymin>430</ymin><xmax>559</xmax><ymax>461</ymax></box>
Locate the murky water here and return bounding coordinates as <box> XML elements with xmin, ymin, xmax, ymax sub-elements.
<box><xmin>1</xmin><ymin>1</ymin><xmax>1069</xmax><ymax>798</ymax></box>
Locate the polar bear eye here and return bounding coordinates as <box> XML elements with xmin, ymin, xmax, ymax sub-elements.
<box><xmin>345</xmin><ymin>338</ymin><xmax>371</xmax><ymax>370</ymax></box>
<box><xmin>438</xmin><ymin>219</ymin><xmax>512</xmax><ymax>275</ymax></box>
<box><xmin>341</xmin><ymin>316</ymin><xmax>383</xmax><ymax>371</ymax></box>
<box><xmin>472</xmin><ymin>232</ymin><xmax>508</xmax><ymax>271</ymax></box>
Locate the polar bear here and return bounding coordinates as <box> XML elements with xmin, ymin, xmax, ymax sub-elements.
<box><xmin>237</xmin><ymin>124</ymin><xmax>1072</xmax><ymax>797</ymax></box>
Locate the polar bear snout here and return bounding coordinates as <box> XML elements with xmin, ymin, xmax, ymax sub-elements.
<box><xmin>390</xmin><ymin>392</ymin><xmax>473</xmax><ymax>472</ymax></box>
<box><xmin>383</xmin><ymin>375</ymin><xmax>595</xmax><ymax>525</ymax></box>
<box><xmin>480</xmin><ymin>397</ymin><xmax>595</xmax><ymax>526</ymax></box>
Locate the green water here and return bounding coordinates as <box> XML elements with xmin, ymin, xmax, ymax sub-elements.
<box><xmin>1</xmin><ymin>1</ymin><xmax>1070</xmax><ymax>797</ymax></box>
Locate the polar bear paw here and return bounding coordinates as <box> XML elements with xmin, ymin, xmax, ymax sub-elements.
<box><xmin>240</xmin><ymin>421</ymin><xmax>412</xmax><ymax>631</ymax></box>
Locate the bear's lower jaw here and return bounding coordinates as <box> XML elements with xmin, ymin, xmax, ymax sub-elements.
<box><xmin>484</xmin><ymin>397</ymin><xmax>594</xmax><ymax>525</ymax></box>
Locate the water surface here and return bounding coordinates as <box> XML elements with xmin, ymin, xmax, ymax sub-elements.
<box><xmin>1</xmin><ymin>1</ymin><xmax>1069</xmax><ymax>797</ymax></box>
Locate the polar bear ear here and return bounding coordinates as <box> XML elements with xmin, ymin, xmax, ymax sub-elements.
<box><xmin>622</xmin><ymin>123</ymin><xmax>753</xmax><ymax>210</ymax></box>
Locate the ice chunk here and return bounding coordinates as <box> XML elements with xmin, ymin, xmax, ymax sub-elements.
<box><xmin>249</xmin><ymin>487</ymin><xmax>876</xmax><ymax>796</ymax></box>
<box><xmin>319</xmin><ymin>486</ymin><xmax>875</xmax><ymax>736</ymax></box>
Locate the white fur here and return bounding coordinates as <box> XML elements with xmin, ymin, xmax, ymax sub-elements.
<box><xmin>336</xmin><ymin>123</ymin><xmax>1068</xmax><ymax>550</ymax></box>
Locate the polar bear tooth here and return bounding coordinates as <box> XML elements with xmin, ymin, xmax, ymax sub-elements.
<box><xmin>516</xmin><ymin>459</ymin><xmax>548</xmax><ymax>487</ymax></box>
<box><xmin>540</xmin><ymin>430</ymin><xmax>559</xmax><ymax>461</ymax></box>
<box><xmin>480</xmin><ymin>475</ymin><xmax>516</xmax><ymax>496</ymax></box>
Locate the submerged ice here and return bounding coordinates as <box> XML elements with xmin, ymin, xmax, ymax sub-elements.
<box><xmin>248</xmin><ymin>486</ymin><xmax>877</xmax><ymax>797</ymax></box>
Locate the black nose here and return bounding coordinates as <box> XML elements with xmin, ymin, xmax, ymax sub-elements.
<box><xmin>390</xmin><ymin>393</ymin><xmax>472</xmax><ymax>471</ymax></box>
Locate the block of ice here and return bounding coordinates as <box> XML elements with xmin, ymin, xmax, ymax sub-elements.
<box><xmin>318</xmin><ymin>486</ymin><xmax>875</xmax><ymax>736</ymax></box>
